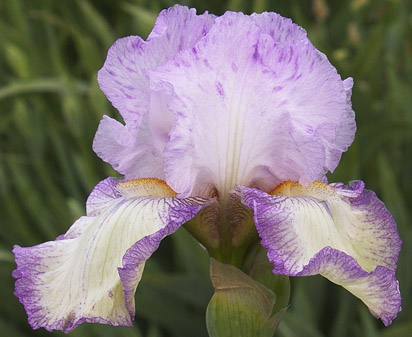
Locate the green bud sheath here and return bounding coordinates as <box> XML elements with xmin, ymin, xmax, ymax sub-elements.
<box><xmin>206</xmin><ymin>259</ymin><xmax>286</xmax><ymax>337</ymax></box>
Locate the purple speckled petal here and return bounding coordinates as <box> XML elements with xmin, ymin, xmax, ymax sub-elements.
<box><xmin>251</xmin><ymin>12</ymin><xmax>356</xmax><ymax>176</ymax></box>
<box><xmin>92</xmin><ymin>116</ymin><xmax>165</xmax><ymax>180</ymax></box>
<box><xmin>239</xmin><ymin>181</ymin><xmax>401</xmax><ymax>325</ymax></box>
<box><xmin>249</xmin><ymin>11</ymin><xmax>307</xmax><ymax>43</ymax></box>
<box><xmin>97</xmin><ymin>5</ymin><xmax>215</xmax><ymax>128</ymax></box>
<box><xmin>95</xmin><ymin>5</ymin><xmax>215</xmax><ymax>177</ymax></box>
<box><xmin>13</xmin><ymin>178</ymin><xmax>204</xmax><ymax>332</ymax></box>
<box><xmin>150</xmin><ymin>11</ymin><xmax>355</xmax><ymax>197</ymax></box>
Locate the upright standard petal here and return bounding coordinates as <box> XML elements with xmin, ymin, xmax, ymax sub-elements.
<box><xmin>13</xmin><ymin>178</ymin><xmax>204</xmax><ymax>332</ymax></box>
<box><xmin>240</xmin><ymin>181</ymin><xmax>401</xmax><ymax>326</ymax></box>
<box><xmin>150</xmin><ymin>11</ymin><xmax>355</xmax><ymax>197</ymax></box>
<box><xmin>94</xmin><ymin>6</ymin><xmax>215</xmax><ymax>179</ymax></box>
<box><xmin>93</xmin><ymin>116</ymin><xmax>165</xmax><ymax>180</ymax></box>
<box><xmin>97</xmin><ymin>5</ymin><xmax>215</xmax><ymax>127</ymax></box>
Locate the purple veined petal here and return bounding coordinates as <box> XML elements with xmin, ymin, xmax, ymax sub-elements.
<box><xmin>86</xmin><ymin>176</ymin><xmax>122</xmax><ymax>216</ymax></box>
<box><xmin>252</xmin><ymin>13</ymin><xmax>355</xmax><ymax>175</ymax></box>
<box><xmin>92</xmin><ymin>116</ymin><xmax>165</xmax><ymax>181</ymax></box>
<box><xmin>95</xmin><ymin>5</ymin><xmax>215</xmax><ymax>178</ymax></box>
<box><xmin>239</xmin><ymin>180</ymin><xmax>401</xmax><ymax>326</ymax></box>
<box><xmin>150</xmin><ymin>11</ymin><xmax>355</xmax><ymax>198</ymax></box>
<box><xmin>250</xmin><ymin>11</ymin><xmax>307</xmax><ymax>44</ymax></box>
<box><xmin>97</xmin><ymin>5</ymin><xmax>215</xmax><ymax>128</ymax></box>
<box><xmin>13</xmin><ymin>178</ymin><xmax>204</xmax><ymax>332</ymax></box>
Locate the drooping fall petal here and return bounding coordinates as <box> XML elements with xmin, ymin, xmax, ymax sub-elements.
<box><xmin>13</xmin><ymin>178</ymin><xmax>204</xmax><ymax>332</ymax></box>
<box><xmin>240</xmin><ymin>181</ymin><xmax>401</xmax><ymax>326</ymax></box>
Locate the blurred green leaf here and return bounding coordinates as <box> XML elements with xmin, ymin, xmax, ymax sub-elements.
<box><xmin>121</xmin><ymin>3</ymin><xmax>157</xmax><ymax>38</ymax></box>
<box><xmin>172</xmin><ymin>227</ymin><xmax>211</xmax><ymax>276</ymax></box>
<box><xmin>358</xmin><ymin>305</ymin><xmax>380</xmax><ymax>337</ymax></box>
<box><xmin>76</xmin><ymin>0</ymin><xmax>115</xmax><ymax>48</ymax></box>
<box><xmin>277</xmin><ymin>311</ymin><xmax>325</xmax><ymax>337</ymax></box>
<box><xmin>381</xmin><ymin>320</ymin><xmax>412</xmax><ymax>337</ymax></box>
<box><xmin>0</xmin><ymin>78</ymin><xmax>89</xmax><ymax>100</ymax></box>
<box><xmin>0</xmin><ymin>248</ymin><xmax>14</xmax><ymax>263</ymax></box>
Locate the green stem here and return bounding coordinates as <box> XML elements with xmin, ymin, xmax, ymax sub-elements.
<box><xmin>208</xmin><ymin>244</ymin><xmax>247</xmax><ymax>268</ymax></box>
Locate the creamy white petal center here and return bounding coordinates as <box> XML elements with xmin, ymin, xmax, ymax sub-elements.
<box><xmin>13</xmin><ymin>178</ymin><xmax>203</xmax><ymax>332</ymax></box>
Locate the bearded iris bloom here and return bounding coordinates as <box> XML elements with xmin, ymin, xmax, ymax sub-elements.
<box><xmin>13</xmin><ymin>5</ymin><xmax>401</xmax><ymax>332</ymax></box>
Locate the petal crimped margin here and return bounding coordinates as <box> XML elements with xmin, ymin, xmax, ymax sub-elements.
<box><xmin>239</xmin><ymin>181</ymin><xmax>401</xmax><ymax>325</ymax></box>
<box><xmin>13</xmin><ymin>178</ymin><xmax>205</xmax><ymax>332</ymax></box>
<box><xmin>150</xmin><ymin>10</ymin><xmax>355</xmax><ymax>197</ymax></box>
<box><xmin>97</xmin><ymin>5</ymin><xmax>215</xmax><ymax>128</ymax></box>
<box><xmin>94</xmin><ymin>6</ymin><xmax>216</xmax><ymax>180</ymax></box>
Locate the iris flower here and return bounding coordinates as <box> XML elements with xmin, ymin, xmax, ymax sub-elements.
<box><xmin>13</xmin><ymin>5</ymin><xmax>401</xmax><ymax>332</ymax></box>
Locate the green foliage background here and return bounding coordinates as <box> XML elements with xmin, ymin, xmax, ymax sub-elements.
<box><xmin>1</xmin><ymin>0</ymin><xmax>411</xmax><ymax>336</ymax></box>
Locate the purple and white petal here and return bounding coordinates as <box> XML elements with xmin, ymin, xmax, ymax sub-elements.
<box><xmin>249</xmin><ymin>11</ymin><xmax>307</xmax><ymax>43</ymax></box>
<box><xmin>86</xmin><ymin>176</ymin><xmax>121</xmax><ymax>216</ymax></box>
<box><xmin>150</xmin><ymin>11</ymin><xmax>355</xmax><ymax>197</ymax></box>
<box><xmin>92</xmin><ymin>116</ymin><xmax>165</xmax><ymax>180</ymax></box>
<box><xmin>13</xmin><ymin>178</ymin><xmax>204</xmax><ymax>332</ymax></box>
<box><xmin>239</xmin><ymin>181</ymin><xmax>401</xmax><ymax>325</ymax></box>
<box><xmin>95</xmin><ymin>6</ymin><xmax>215</xmax><ymax>178</ymax></box>
<box><xmin>298</xmin><ymin>248</ymin><xmax>401</xmax><ymax>326</ymax></box>
<box><xmin>97</xmin><ymin>5</ymin><xmax>215</xmax><ymax>128</ymax></box>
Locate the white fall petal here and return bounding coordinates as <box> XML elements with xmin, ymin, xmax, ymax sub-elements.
<box><xmin>240</xmin><ymin>180</ymin><xmax>401</xmax><ymax>326</ymax></box>
<box><xmin>13</xmin><ymin>178</ymin><xmax>204</xmax><ymax>332</ymax></box>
